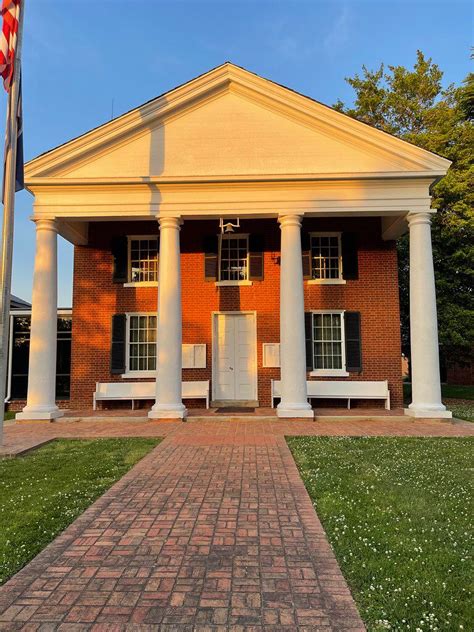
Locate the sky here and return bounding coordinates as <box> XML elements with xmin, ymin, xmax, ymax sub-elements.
<box><xmin>2</xmin><ymin>0</ymin><xmax>472</xmax><ymax>307</ymax></box>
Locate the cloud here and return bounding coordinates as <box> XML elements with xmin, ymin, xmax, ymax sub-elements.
<box><xmin>267</xmin><ymin>17</ymin><xmax>318</xmax><ymax>62</ymax></box>
<box><xmin>323</xmin><ymin>5</ymin><xmax>351</xmax><ymax>54</ymax></box>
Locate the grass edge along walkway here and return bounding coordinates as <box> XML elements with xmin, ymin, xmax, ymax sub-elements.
<box><xmin>288</xmin><ymin>435</ymin><xmax>474</xmax><ymax>632</ymax></box>
<box><xmin>0</xmin><ymin>437</ymin><xmax>161</xmax><ymax>585</ymax></box>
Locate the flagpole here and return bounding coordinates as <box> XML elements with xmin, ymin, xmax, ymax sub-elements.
<box><xmin>0</xmin><ymin>1</ymin><xmax>24</xmax><ymax>444</ymax></box>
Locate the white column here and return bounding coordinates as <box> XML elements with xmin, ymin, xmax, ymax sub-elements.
<box><xmin>149</xmin><ymin>216</ymin><xmax>187</xmax><ymax>420</ymax></box>
<box><xmin>277</xmin><ymin>214</ymin><xmax>313</xmax><ymax>418</ymax></box>
<box><xmin>406</xmin><ymin>211</ymin><xmax>451</xmax><ymax>418</ymax></box>
<box><xmin>17</xmin><ymin>219</ymin><xmax>63</xmax><ymax>421</ymax></box>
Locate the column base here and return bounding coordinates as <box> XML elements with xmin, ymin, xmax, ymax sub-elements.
<box><xmin>16</xmin><ymin>407</ymin><xmax>64</xmax><ymax>421</ymax></box>
<box><xmin>404</xmin><ymin>405</ymin><xmax>452</xmax><ymax>419</ymax></box>
<box><xmin>148</xmin><ymin>403</ymin><xmax>188</xmax><ymax>420</ymax></box>
<box><xmin>277</xmin><ymin>403</ymin><xmax>314</xmax><ymax>419</ymax></box>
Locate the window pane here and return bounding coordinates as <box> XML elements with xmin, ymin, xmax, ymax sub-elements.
<box><xmin>128</xmin><ymin>314</ymin><xmax>157</xmax><ymax>373</ymax></box>
<box><xmin>219</xmin><ymin>235</ymin><xmax>249</xmax><ymax>281</ymax></box>
<box><xmin>311</xmin><ymin>234</ymin><xmax>341</xmax><ymax>280</ymax></box>
<box><xmin>312</xmin><ymin>313</ymin><xmax>343</xmax><ymax>370</ymax></box>
<box><xmin>129</xmin><ymin>238</ymin><xmax>158</xmax><ymax>283</ymax></box>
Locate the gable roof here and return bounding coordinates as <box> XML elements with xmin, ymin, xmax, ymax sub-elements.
<box><xmin>10</xmin><ymin>295</ymin><xmax>31</xmax><ymax>310</ymax></box>
<box><xmin>25</xmin><ymin>62</ymin><xmax>451</xmax><ymax>181</ymax></box>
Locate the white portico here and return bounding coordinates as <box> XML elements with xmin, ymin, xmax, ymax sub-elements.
<box><xmin>17</xmin><ymin>63</ymin><xmax>452</xmax><ymax>420</ymax></box>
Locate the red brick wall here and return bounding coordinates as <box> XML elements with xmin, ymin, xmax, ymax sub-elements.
<box><xmin>6</xmin><ymin>400</ymin><xmax>70</xmax><ymax>412</ymax></box>
<box><xmin>446</xmin><ymin>360</ymin><xmax>473</xmax><ymax>386</ymax></box>
<box><xmin>69</xmin><ymin>217</ymin><xmax>403</xmax><ymax>410</ymax></box>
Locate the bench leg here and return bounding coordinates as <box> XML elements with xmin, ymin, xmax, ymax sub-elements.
<box><xmin>131</xmin><ymin>399</ymin><xmax>135</xmax><ymax>411</ymax></box>
<box><xmin>347</xmin><ymin>398</ymin><xmax>351</xmax><ymax>410</ymax></box>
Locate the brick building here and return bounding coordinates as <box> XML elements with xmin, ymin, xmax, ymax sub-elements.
<box><xmin>16</xmin><ymin>64</ymin><xmax>452</xmax><ymax>420</ymax></box>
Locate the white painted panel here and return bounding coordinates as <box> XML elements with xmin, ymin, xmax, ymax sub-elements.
<box><xmin>262</xmin><ymin>343</ymin><xmax>280</xmax><ymax>368</ymax></box>
<box><xmin>194</xmin><ymin>344</ymin><xmax>206</xmax><ymax>369</ymax></box>
<box><xmin>182</xmin><ymin>344</ymin><xmax>207</xmax><ymax>369</ymax></box>
<box><xmin>215</xmin><ymin>314</ymin><xmax>236</xmax><ymax>400</ymax></box>
<box><xmin>234</xmin><ymin>314</ymin><xmax>254</xmax><ymax>400</ymax></box>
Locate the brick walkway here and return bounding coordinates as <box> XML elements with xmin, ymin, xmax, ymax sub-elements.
<box><xmin>0</xmin><ymin>417</ymin><xmax>473</xmax><ymax>630</ymax></box>
<box><xmin>2</xmin><ymin>414</ymin><xmax>472</xmax><ymax>457</ymax></box>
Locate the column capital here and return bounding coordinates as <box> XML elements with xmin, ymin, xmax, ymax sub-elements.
<box><xmin>407</xmin><ymin>211</ymin><xmax>434</xmax><ymax>227</ymax></box>
<box><xmin>158</xmin><ymin>216</ymin><xmax>182</xmax><ymax>231</ymax></box>
<box><xmin>33</xmin><ymin>218</ymin><xmax>58</xmax><ymax>233</ymax></box>
<box><xmin>278</xmin><ymin>214</ymin><xmax>303</xmax><ymax>229</ymax></box>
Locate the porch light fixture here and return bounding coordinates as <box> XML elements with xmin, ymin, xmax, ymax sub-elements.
<box><xmin>219</xmin><ymin>217</ymin><xmax>240</xmax><ymax>234</ymax></box>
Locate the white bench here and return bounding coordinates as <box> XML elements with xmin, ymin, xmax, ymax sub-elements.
<box><xmin>93</xmin><ymin>381</ymin><xmax>210</xmax><ymax>410</ymax></box>
<box><xmin>271</xmin><ymin>380</ymin><xmax>390</xmax><ymax>410</ymax></box>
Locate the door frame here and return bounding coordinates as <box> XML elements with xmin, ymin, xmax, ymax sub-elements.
<box><xmin>211</xmin><ymin>311</ymin><xmax>258</xmax><ymax>403</ymax></box>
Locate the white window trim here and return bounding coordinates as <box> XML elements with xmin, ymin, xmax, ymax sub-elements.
<box><xmin>217</xmin><ymin>233</ymin><xmax>251</xmax><ymax>286</ymax></box>
<box><xmin>307</xmin><ymin>278</ymin><xmax>346</xmax><ymax>285</ymax></box>
<box><xmin>307</xmin><ymin>232</ymin><xmax>345</xmax><ymax>285</ymax></box>
<box><xmin>122</xmin><ymin>312</ymin><xmax>157</xmax><ymax>378</ymax></box>
<box><xmin>126</xmin><ymin>235</ymin><xmax>159</xmax><ymax>286</ymax></box>
<box><xmin>124</xmin><ymin>281</ymin><xmax>158</xmax><ymax>288</ymax></box>
<box><xmin>309</xmin><ymin>309</ymin><xmax>349</xmax><ymax>377</ymax></box>
<box><xmin>215</xmin><ymin>280</ymin><xmax>253</xmax><ymax>287</ymax></box>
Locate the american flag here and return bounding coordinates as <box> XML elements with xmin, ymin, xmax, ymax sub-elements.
<box><xmin>0</xmin><ymin>0</ymin><xmax>21</xmax><ymax>93</ymax></box>
<box><xmin>0</xmin><ymin>0</ymin><xmax>23</xmax><ymax>198</ymax></box>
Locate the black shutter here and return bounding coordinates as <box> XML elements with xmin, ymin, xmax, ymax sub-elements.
<box><xmin>301</xmin><ymin>231</ymin><xmax>312</xmax><ymax>280</ymax></box>
<box><xmin>203</xmin><ymin>235</ymin><xmax>218</xmax><ymax>281</ymax></box>
<box><xmin>345</xmin><ymin>311</ymin><xmax>362</xmax><ymax>372</ymax></box>
<box><xmin>304</xmin><ymin>312</ymin><xmax>313</xmax><ymax>370</ymax></box>
<box><xmin>111</xmin><ymin>314</ymin><xmax>126</xmax><ymax>375</ymax></box>
<box><xmin>342</xmin><ymin>233</ymin><xmax>359</xmax><ymax>280</ymax></box>
<box><xmin>111</xmin><ymin>236</ymin><xmax>128</xmax><ymax>283</ymax></box>
<box><xmin>249</xmin><ymin>234</ymin><xmax>264</xmax><ymax>280</ymax></box>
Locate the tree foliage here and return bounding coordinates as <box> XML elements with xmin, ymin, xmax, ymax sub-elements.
<box><xmin>335</xmin><ymin>51</ymin><xmax>474</xmax><ymax>367</ymax></box>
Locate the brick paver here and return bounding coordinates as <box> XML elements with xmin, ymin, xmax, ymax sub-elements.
<box><xmin>2</xmin><ymin>414</ymin><xmax>472</xmax><ymax>457</ymax></box>
<box><xmin>1</xmin><ymin>417</ymin><xmax>473</xmax><ymax>630</ymax></box>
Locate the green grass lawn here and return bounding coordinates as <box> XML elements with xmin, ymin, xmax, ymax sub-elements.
<box><xmin>444</xmin><ymin>400</ymin><xmax>474</xmax><ymax>423</ymax></box>
<box><xmin>288</xmin><ymin>436</ymin><xmax>474</xmax><ymax>631</ymax></box>
<box><xmin>0</xmin><ymin>438</ymin><xmax>160</xmax><ymax>584</ymax></box>
<box><xmin>403</xmin><ymin>383</ymin><xmax>474</xmax><ymax>422</ymax></box>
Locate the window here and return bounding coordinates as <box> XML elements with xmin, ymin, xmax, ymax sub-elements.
<box><xmin>127</xmin><ymin>314</ymin><xmax>157</xmax><ymax>372</ymax></box>
<box><xmin>311</xmin><ymin>311</ymin><xmax>346</xmax><ymax>373</ymax></box>
<box><xmin>56</xmin><ymin>318</ymin><xmax>72</xmax><ymax>398</ymax></box>
<box><xmin>8</xmin><ymin>314</ymin><xmax>72</xmax><ymax>400</ymax></box>
<box><xmin>10</xmin><ymin>316</ymin><xmax>30</xmax><ymax>399</ymax></box>
<box><xmin>219</xmin><ymin>234</ymin><xmax>249</xmax><ymax>282</ymax></box>
<box><xmin>128</xmin><ymin>237</ymin><xmax>158</xmax><ymax>283</ymax></box>
<box><xmin>310</xmin><ymin>233</ymin><xmax>342</xmax><ymax>280</ymax></box>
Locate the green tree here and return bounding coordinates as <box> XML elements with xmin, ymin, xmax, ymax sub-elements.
<box><xmin>335</xmin><ymin>51</ymin><xmax>474</xmax><ymax>371</ymax></box>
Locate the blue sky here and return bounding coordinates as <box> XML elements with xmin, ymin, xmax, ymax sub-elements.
<box><xmin>2</xmin><ymin>0</ymin><xmax>472</xmax><ymax>306</ymax></box>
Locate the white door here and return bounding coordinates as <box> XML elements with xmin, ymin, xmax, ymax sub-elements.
<box><xmin>214</xmin><ymin>313</ymin><xmax>257</xmax><ymax>401</ymax></box>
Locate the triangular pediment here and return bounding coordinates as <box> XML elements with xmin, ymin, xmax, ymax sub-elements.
<box><xmin>26</xmin><ymin>63</ymin><xmax>450</xmax><ymax>182</ymax></box>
